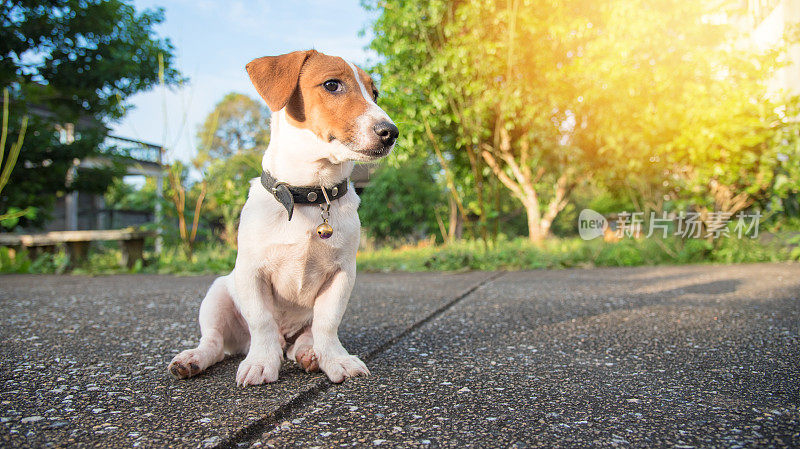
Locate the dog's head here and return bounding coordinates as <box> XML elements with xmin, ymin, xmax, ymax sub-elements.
<box><xmin>247</xmin><ymin>50</ymin><xmax>397</xmax><ymax>162</ymax></box>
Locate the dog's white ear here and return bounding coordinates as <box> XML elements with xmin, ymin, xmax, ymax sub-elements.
<box><xmin>246</xmin><ymin>50</ymin><xmax>313</xmax><ymax>112</ymax></box>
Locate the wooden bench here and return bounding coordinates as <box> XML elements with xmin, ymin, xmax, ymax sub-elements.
<box><xmin>0</xmin><ymin>228</ymin><xmax>154</xmax><ymax>268</ymax></box>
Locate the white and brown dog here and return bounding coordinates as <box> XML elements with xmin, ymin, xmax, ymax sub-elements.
<box><xmin>167</xmin><ymin>50</ymin><xmax>397</xmax><ymax>386</ymax></box>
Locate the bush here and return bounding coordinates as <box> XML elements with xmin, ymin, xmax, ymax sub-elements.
<box><xmin>359</xmin><ymin>160</ymin><xmax>444</xmax><ymax>243</ymax></box>
<box><xmin>0</xmin><ymin>247</ymin><xmax>31</xmax><ymax>273</ymax></box>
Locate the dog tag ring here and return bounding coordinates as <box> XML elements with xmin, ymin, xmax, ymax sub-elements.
<box><xmin>317</xmin><ymin>204</ymin><xmax>333</xmax><ymax>239</ymax></box>
<box><xmin>316</xmin><ymin>187</ymin><xmax>334</xmax><ymax>239</ymax></box>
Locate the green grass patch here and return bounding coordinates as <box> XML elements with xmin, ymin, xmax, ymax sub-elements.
<box><xmin>0</xmin><ymin>241</ymin><xmax>238</xmax><ymax>276</ymax></box>
<box><xmin>357</xmin><ymin>234</ymin><xmax>798</xmax><ymax>272</ymax></box>
<box><xmin>1</xmin><ymin>233</ymin><xmax>796</xmax><ymax>275</ymax></box>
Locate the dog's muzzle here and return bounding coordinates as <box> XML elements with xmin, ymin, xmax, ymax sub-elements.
<box><xmin>373</xmin><ymin>121</ymin><xmax>399</xmax><ymax>148</ymax></box>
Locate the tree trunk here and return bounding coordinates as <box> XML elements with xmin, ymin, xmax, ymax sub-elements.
<box><xmin>524</xmin><ymin>198</ymin><xmax>545</xmax><ymax>242</ymax></box>
<box><xmin>538</xmin><ymin>172</ymin><xmax>572</xmax><ymax>240</ymax></box>
<box><xmin>449</xmin><ymin>195</ymin><xmax>464</xmax><ymax>241</ymax></box>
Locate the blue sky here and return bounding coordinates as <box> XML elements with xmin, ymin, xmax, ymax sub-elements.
<box><xmin>110</xmin><ymin>0</ymin><xmax>377</xmax><ymax>163</ymax></box>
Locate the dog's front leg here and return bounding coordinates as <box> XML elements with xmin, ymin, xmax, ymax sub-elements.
<box><xmin>312</xmin><ymin>269</ymin><xmax>369</xmax><ymax>383</ymax></box>
<box><xmin>234</xmin><ymin>267</ymin><xmax>283</xmax><ymax>386</ymax></box>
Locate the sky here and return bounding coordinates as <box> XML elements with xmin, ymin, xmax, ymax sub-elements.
<box><xmin>110</xmin><ymin>0</ymin><xmax>378</xmax><ymax>164</ymax></box>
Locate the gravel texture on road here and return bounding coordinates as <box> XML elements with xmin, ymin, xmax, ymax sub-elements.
<box><xmin>1</xmin><ymin>264</ymin><xmax>798</xmax><ymax>448</ymax></box>
<box><xmin>0</xmin><ymin>272</ymin><xmax>493</xmax><ymax>447</ymax></box>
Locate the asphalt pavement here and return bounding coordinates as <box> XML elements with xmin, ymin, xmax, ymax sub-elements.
<box><xmin>1</xmin><ymin>263</ymin><xmax>798</xmax><ymax>448</ymax></box>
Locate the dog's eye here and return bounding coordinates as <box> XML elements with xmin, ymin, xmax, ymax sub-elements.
<box><xmin>323</xmin><ymin>80</ymin><xmax>343</xmax><ymax>93</ymax></box>
<box><xmin>372</xmin><ymin>90</ymin><xmax>379</xmax><ymax>101</ymax></box>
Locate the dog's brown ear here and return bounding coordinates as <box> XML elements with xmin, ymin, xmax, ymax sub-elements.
<box><xmin>246</xmin><ymin>50</ymin><xmax>313</xmax><ymax>112</ymax></box>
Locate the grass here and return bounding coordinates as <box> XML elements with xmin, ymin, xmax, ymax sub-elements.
<box><xmin>357</xmin><ymin>234</ymin><xmax>797</xmax><ymax>272</ymax></box>
<box><xmin>2</xmin><ymin>232</ymin><xmax>796</xmax><ymax>275</ymax></box>
<box><xmin>0</xmin><ymin>241</ymin><xmax>237</xmax><ymax>276</ymax></box>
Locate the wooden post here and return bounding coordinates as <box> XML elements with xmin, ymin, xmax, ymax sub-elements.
<box><xmin>65</xmin><ymin>241</ymin><xmax>90</xmax><ymax>265</ymax></box>
<box><xmin>121</xmin><ymin>238</ymin><xmax>144</xmax><ymax>269</ymax></box>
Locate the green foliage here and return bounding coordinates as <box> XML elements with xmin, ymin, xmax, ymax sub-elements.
<box><xmin>33</xmin><ymin>248</ymin><xmax>72</xmax><ymax>274</ymax></box>
<box><xmin>766</xmin><ymin>100</ymin><xmax>800</xmax><ymax>216</ymax></box>
<box><xmin>3</xmin><ymin>229</ymin><xmax>796</xmax><ymax>274</ymax></box>
<box><xmin>104</xmin><ymin>177</ymin><xmax>159</xmax><ymax>212</ymax></box>
<box><xmin>357</xmin><ymin>235</ymin><xmax>796</xmax><ymax>272</ymax></box>
<box><xmin>0</xmin><ymin>240</ymin><xmax>237</xmax><ymax>275</ymax></box>
<box><xmin>709</xmin><ymin>234</ymin><xmax>788</xmax><ymax>264</ymax></box>
<box><xmin>359</xmin><ymin>160</ymin><xmax>444</xmax><ymax>242</ymax></box>
<box><xmin>202</xmin><ymin>150</ymin><xmax>261</xmax><ymax>246</ymax></box>
<box><xmin>0</xmin><ymin>206</ymin><xmax>37</xmax><ymax>229</ymax></box>
<box><xmin>364</xmin><ymin>0</ymin><xmax>493</xmax><ymax>240</ymax></box>
<box><xmin>0</xmin><ymin>0</ymin><xmax>181</xmax><ymax>229</ymax></box>
<box><xmin>789</xmin><ymin>234</ymin><xmax>800</xmax><ymax>261</ymax></box>
<box><xmin>0</xmin><ymin>115</ymin><xmax>105</xmax><ymax>227</ymax></box>
<box><xmin>0</xmin><ymin>0</ymin><xmax>181</xmax><ymax>119</ymax></box>
<box><xmin>0</xmin><ymin>247</ymin><xmax>70</xmax><ymax>274</ymax></box>
<box><xmin>364</xmin><ymin>0</ymin><xmax>796</xmax><ymax>242</ymax></box>
<box><xmin>152</xmin><ymin>242</ymin><xmax>236</xmax><ymax>275</ymax></box>
<box><xmin>0</xmin><ymin>247</ymin><xmax>30</xmax><ymax>273</ymax></box>
<box><xmin>193</xmin><ymin>92</ymin><xmax>267</xmax><ymax>246</ymax></box>
<box><xmin>0</xmin><ymin>87</ymin><xmax>37</xmax><ymax>227</ymax></box>
<box><xmin>61</xmin><ymin>241</ymin><xmax>237</xmax><ymax>275</ymax></box>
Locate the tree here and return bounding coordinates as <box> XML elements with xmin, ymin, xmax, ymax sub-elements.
<box><xmin>365</xmin><ymin>0</ymin><xmax>489</xmax><ymax>242</ymax></box>
<box><xmin>0</xmin><ymin>0</ymin><xmax>181</xmax><ymax>228</ymax></box>
<box><xmin>663</xmin><ymin>92</ymin><xmax>794</xmax><ymax>228</ymax></box>
<box><xmin>194</xmin><ymin>93</ymin><xmax>270</xmax><ymax>167</ymax></box>
<box><xmin>365</xmin><ymin>0</ymin><xmax>789</xmax><ymax>242</ymax></box>
<box><xmin>194</xmin><ymin>92</ymin><xmax>268</xmax><ymax>247</ymax></box>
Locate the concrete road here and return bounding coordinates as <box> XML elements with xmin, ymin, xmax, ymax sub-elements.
<box><xmin>0</xmin><ymin>264</ymin><xmax>798</xmax><ymax>448</ymax></box>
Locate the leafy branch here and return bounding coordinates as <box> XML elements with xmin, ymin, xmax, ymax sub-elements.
<box><xmin>0</xmin><ymin>88</ymin><xmax>35</xmax><ymax>228</ymax></box>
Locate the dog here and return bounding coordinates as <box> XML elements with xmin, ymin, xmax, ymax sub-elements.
<box><xmin>167</xmin><ymin>50</ymin><xmax>398</xmax><ymax>386</ymax></box>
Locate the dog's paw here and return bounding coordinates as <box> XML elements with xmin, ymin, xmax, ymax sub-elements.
<box><xmin>319</xmin><ymin>354</ymin><xmax>370</xmax><ymax>383</ymax></box>
<box><xmin>168</xmin><ymin>349</ymin><xmax>204</xmax><ymax>379</ymax></box>
<box><xmin>294</xmin><ymin>345</ymin><xmax>320</xmax><ymax>373</ymax></box>
<box><xmin>236</xmin><ymin>356</ymin><xmax>280</xmax><ymax>387</ymax></box>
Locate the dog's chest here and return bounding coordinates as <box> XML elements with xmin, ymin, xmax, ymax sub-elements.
<box><xmin>265</xmin><ymin>234</ymin><xmax>343</xmax><ymax>306</ymax></box>
<box><xmin>238</xmin><ymin>182</ymin><xmax>360</xmax><ymax>309</ymax></box>
<box><xmin>260</xmin><ymin>212</ymin><xmax>358</xmax><ymax>306</ymax></box>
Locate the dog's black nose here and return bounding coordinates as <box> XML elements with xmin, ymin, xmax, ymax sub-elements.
<box><xmin>374</xmin><ymin>122</ymin><xmax>399</xmax><ymax>146</ymax></box>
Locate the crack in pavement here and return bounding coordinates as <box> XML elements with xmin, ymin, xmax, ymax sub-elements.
<box><xmin>215</xmin><ymin>271</ymin><xmax>506</xmax><ymax>449</ymax></box>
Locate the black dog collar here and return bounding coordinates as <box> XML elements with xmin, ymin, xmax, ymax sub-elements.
<box><xmin>260</xmin><ymin>170</ymin><xmax>348</xmax><ymax>221</ymax></box>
